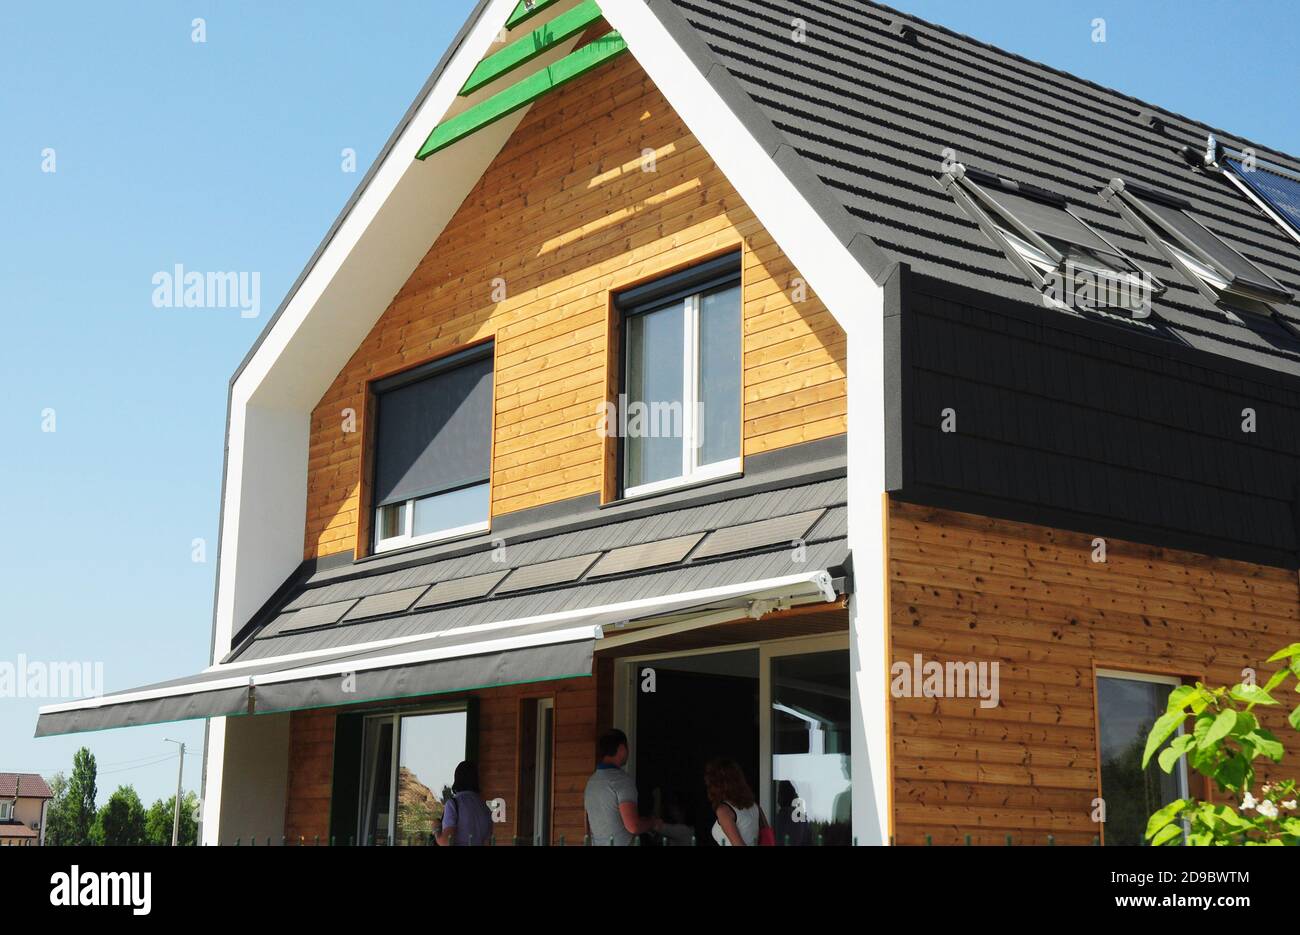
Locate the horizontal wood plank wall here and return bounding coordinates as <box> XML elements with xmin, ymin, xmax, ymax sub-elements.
<box><xmin>282</xmin><ymin>675</ymin><xmax>597</xmax><ymax>845</ymax></box>
<box><xmin>888</xmin><ymin>499</ymin><xmax>1300</xmax><ymax>846</ymax></box>
<box><xmin>304</xmin><ymin>51</ymin><xmax>845</xmax><ymax>559</ymax></box>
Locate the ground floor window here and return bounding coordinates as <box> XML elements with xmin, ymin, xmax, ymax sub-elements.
<box><xmin>357</xmin><ymin>706</ymin><xmax>469</xmax><ymax>846</ymax></box>
<box><xmin>1096</xmin><ymin>670</ymin><xmax>1189</xmax><ymax>846</ymax></box>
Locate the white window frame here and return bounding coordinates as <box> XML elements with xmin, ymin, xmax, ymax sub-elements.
<box><xmin>0</xmin><ymin>801</ymin><xmax>12</xmax><ymax>821</ymax></box>
<box><xmin>356</xmin><ymin>702</ymin><xmax>468</xmax><ymax>846</ymax></box>
<box><xmin>373</xmin><ymin>484</ymin><xmax>491</xmax><ymax>554</ymax></box>
<box><xmin>623</xmin><ymin>290</ymin><xmax>742</xmax><ymax>499</ymax></box>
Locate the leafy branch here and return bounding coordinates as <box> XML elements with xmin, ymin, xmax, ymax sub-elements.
<box><xmin>1142</xmin><ymin>643</ymin><xmax>1300</xmax><ymax>846</ymax></box>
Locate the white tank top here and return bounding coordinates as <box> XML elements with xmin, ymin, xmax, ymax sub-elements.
<box><xmin>712</xmin><ymin>801</ymin><xmax>760</xmax><ymax>846</ymax></box>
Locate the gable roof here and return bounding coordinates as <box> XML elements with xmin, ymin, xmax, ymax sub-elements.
<box><xmin>663</xmin><ymin>0</ymin><xmax>1300</xmax><ymax>376</ymax></box>
<box><xmin>0</xmin><ymin>773</ymin><xmax>52</xmax><ymax>799</ymax></box>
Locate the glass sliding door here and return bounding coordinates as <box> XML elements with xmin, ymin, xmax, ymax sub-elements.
<box><xmin>358</xmin><ymin>706</ymin><xmax>468</xmax><ymax>846</ymax></box>
<box><xmin>358</xmin><ymin>717</ymin><xmax>395</xmax><ymax>846</ymax></box>
<box><xmin>770</xmin><ymin>650</ymin><xmax>852</xmax><ymax>845</ymax></box>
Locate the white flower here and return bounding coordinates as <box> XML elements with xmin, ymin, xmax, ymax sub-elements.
<box><xmin>1262</xmin><ymin>784</ymin><xmax>1273</xmax><ymax>795</ymax></box>
<box><xmin>1240</xmin><ymin>791</ymin><xmax>1258</xmax><ymax>810</ymax></box>
<box><xmin>1257</xmin><ymin>800</ymin><xmax>1278</xmax><ymax>820</ymax></box>
<box><xmin>1282</xmin><ymin>800</ymin><xmax>1298</xmax><ymax>810</ymax></box>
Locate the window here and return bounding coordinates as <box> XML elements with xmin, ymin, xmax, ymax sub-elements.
<box><xmin>370</xmin><ymin>344</ymin><xmax>493</xmax><ymax>553</ymax></box>
<box><xmin>1096</xmin><ymin>670</ymin><xmax>1190</xmax><ymax>846</ymax></box>
<box><xmin>358</xmin><ymin>706</ymin><xmax>469</xmax><ymax>846</ymax></box>
<box><xmin>1103</xmin><ymin>177</ymin><xmax>1294</xmax><ymax>312</ymax></box>
<box><xmin>771</xmin><ymin>650</ymin><xmax>852</xmax><ymax>846</ymax></box>
<box><xmin>516</xmin><ymin>696</ymin><xmax>555</xmax><ymax>845</ymax></box>
<box><xmin>617</xmin><ymin>253</ymin><xmax>742</xmax><ymax>498</ymax></box>
<box><xmin>941</xmin><ymin>165</ymin><xmax>1157</xmax><ymax>309</ymax></box>
<box><xmin>0</xmin><ymin>801</ymin><xmax>11</xmax><ymax>821</ymax></box>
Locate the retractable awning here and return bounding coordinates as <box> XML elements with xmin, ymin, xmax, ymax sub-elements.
<box><xmin>35</xmin><ymin>569</ymin><xmax>837</xmax><ymax>737</ymax></box>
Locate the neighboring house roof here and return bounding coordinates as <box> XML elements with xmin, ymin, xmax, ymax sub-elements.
<box><xmin>0</xmin><ymin>824</ymin><xmax>39</xmax><ymax>839</ymax></box>
<box><xmin>227</xmin><ymin>473</ymin><xmax>848</xmax><ymax>662</ymax></box>
<box><xmin>0</xmin><ymin>773</ymin><xmax>52</xmax><ymax>799</ymax></box>
<box><xmin>666</xmin><ymin>0</ymin><xmax>1300</xmax><ymax>375</ymax></box>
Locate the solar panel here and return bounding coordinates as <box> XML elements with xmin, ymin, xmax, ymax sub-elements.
<box><xmin>1227</xmin><ymin>158</ymin><xmax>1300</xmax><ymax>238</ymax></box>
<box><xmin>412</xmin><ymin>570</ymin><xmax>509</xmax><ymax>609</ymax></box>
<box><xmin>586</xmin><ymin>533</ymin><xmax>705</xmax><ymax>578</ymax></box>
<box><xmin>691</xmin><ymin>509</ymin><xmax>826</xmax><ymax>561</ymax></box>
<box><xmin>494</xmin><ymin>553</ymin><xmax>601</xmax><ymax>593</ymax></box>
<box><xmin>342</xmin><ymin>587</ymin><xmax>430</xmax><ymax>621</ymax></box>
<box><xmin>275</xmin><ymin>600</ymin><xmax>359</xmax><ymax>633</ymax></box>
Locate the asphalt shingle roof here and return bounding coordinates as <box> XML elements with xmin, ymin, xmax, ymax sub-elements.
<box><xmin>665</xmin><ymin>0</ymin><xmax>1300</xmax><ymax>375</ymax></box>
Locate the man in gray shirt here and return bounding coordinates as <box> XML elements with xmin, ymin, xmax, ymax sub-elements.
<box><xmin>584</xmin><ymin>728</ymin><xmax>663</xmax><ymax>845</ymax></box>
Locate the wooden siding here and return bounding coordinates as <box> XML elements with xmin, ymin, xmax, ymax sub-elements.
<box><xmin>283</xmin><ymin>675</ymin><xmax>597</xmax><ymax>845</ymax></box>
<box><xmin>888</xmin><ymin>498</ymin><xmax>1300</xmax><ymax>845</ymax></box>
<box><xmin>304</xmin><ymin>52</ymin><xmax>845</xmax><ymax>559</ymax></box>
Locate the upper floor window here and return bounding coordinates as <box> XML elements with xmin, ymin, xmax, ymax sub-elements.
<box><xmin>941</xmin><ymin>165</ymin><xmax>1155</xmax><ymax>307</ymax></box>
<box><xmin>616</xmin><ymin>253</ymin><xmax>742</xmax><ymax>498</ymax></box>
<box><xmin>1103</xmin><ymin>177</ymin><xmax>1294</xmax><ymax>315</ymax></box>
<box><xmin>0</xmin><ymin>801</ymin><xmax>12</xmax><ymax>820</ymax></box>
<box><xmin>371</xmin><ymin>344</ymin><xmax>493</xmax><ymax>553</ymax></box>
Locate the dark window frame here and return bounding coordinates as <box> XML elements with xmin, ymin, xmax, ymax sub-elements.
<box><xmin>368</xmin><ymin>341</ymin><xmax>495</xmax><ymax>553</ymax></box>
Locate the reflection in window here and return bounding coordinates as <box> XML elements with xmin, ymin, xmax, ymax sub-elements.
<box><xmin>1097</xmin><ymin>673</ymin><xmax>1188</xmax><ymax>846</ymax></box>
<box><xmin>358</xmin><ymin>708</ymin><xmax>468</xmax><ymax>846</ymax></box>
<box><xmin>771</xmin><ymin>651</ymin><xmax>851</xmax><ymax>845</ymax></box>
<box><xmin>621</xmin><ymin>257</ymin><xmax>742</xmax><ymax>497</ymax></box>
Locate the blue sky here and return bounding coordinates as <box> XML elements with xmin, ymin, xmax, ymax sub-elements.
<box><xmin>1</xmin><ymin>1</ymin><xmax>1296</xmax><ymax>810</ymax></box>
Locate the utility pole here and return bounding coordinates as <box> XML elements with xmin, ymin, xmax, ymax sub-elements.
<box><xmin>164</xmin><ymin>738</ymin><xmax>185</xmax><ymax>846</ymax></box>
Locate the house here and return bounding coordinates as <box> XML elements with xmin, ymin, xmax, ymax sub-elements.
<box><xmin>0</xmin><ymin>773</ymin><xmax>53</xmax><ymax>846</ymax></box>
<box><xmin>36</xmin><ymin>0</ymin><xmax>1300</xmax><ymax>846</ymax></box>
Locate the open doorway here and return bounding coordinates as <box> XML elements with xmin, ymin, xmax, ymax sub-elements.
<box><xmin>630</xmin><ymin>649</ymin><xmax>759</xmax><ymax>845</ymax></box>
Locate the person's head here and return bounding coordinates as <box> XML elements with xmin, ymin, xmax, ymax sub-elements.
<box><xmin>596</xmin><ymin>728</ymin><xmax>629</xmax><ymax>766</ymax></box>
<box><xmin>704</xmin><ymin>758</ymin><xmax>755</xmax><ymax>810</ymax></box>
<box><xmin>452</xmin><ymin>760</ymin><xmax>480</xmax><ymax>794</ymax></box>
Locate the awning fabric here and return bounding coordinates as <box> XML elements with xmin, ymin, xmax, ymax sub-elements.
<box><xmin>36</xmin><ymin>621</ymin><xmax>597</xmax><ymax>737</ymax></box>
<box><xmin>35</xmin><ymin>569</ymin><xmax>836</xmax><ymax>737</ymax></box>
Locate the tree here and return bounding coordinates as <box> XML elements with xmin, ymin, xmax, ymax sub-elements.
<box><xmin>43</xmin><ymin>772</ymin><xmax>73</xmax><ymax>846</ymax></box>
<box><xmin>93</xmin><ymin>785</ymin><xmax>147</xmax><ymax>846</ymax></box>
<box><xmin>66</xmin><ymin>747</ymin><xmax>98</xmax><ymax>846</ymax></box>
<box><xmin>144</xmin><ymin>792</ymin><xmax>199</xmax><ymax>846</ymax></box>
<box><xmin>1143</xmin><ymin>642</ymin><xmax>1300</xmax><ymax>845</ymax></box>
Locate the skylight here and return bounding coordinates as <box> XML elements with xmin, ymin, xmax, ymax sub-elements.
<box><xmin>940</xmin><ymin>165</ymin><xmax>1160</xmax><ymax>316</ymax></box>
<box><xmin>1103</xmin><ymin>178</ymin><xmax>1293</xmax><ymax>310</ymax></box>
